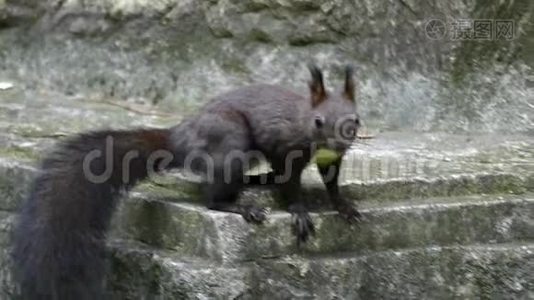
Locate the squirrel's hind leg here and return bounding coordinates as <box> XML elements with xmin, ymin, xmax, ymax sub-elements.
<box><xmin>203</xmin><ymin>178</ymin><xmax>268</xmax><ymax>224</ymax></box>
<box><xmin>199</xmin><ymin>119</ymin><xmax>269</xmax><ymax>223</ymax></box>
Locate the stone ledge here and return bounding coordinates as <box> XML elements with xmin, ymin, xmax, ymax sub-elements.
<box><xmin>112</xmin><ymin>193</ymin><xmax>534</xmax><ymax>263</ymax></box>
<box><xmin>106</xmin><ymin>240</ymin><xmax>249</xmax><ymax>300</ymax></box>
<box><xmin>1</xmin><ymin>201</ymin><xmax>533</xmax><ymax>298</ymax></box>
<box><xmin>249</xmin><ymin>243</ymin><xmax>534</xmax><ymax>299</ymax></box>
<box><xmin>1</xmin><ymin>155</ymin><xmax>532</xmax><ymax>212</ymax></box>
<box><xmin>60</xmin><ymin>240</ymin><xmax>534</xmax><ymax>299</ymax></box>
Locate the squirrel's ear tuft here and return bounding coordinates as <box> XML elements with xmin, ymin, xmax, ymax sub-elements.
<box><xmin>308</xmin><ymin>64</ymin><xmax>326</xmax><ymax>107</ymax></box>
<box><xmin>343</xmin><ymin>65</ymin><xmax>355</xmax><ymax>102</ymax></box>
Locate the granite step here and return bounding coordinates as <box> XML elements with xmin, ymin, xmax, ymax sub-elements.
<box><xmin>73</xmin><ymin>241</ymin><xmax>534</xmax><ymax>299</ymax></box>
<box><xmin>4</xmin><ymin>232</ymin><xmax>527</xmax><ymax>299</ymax></box>
<box><xmin>107</xmin><ymin>241</ymin><xmax>534</xmax><ymax>299</ymax></box>
<box><xmin>247</xmin><ymin>242</ymin><xmax>534</xmax><ymax>299</ymax></box>
<box><xmin>0</xmin><ymin>200</ymin><xmax>532</xmax><ymax>299</ymax></box>
<box><xmin>112</xmin><ymin>191</ymin><xmax>534</xmax><ymax>263</ymax></box>
<box><xmin>0</xmin><ymin>155</ymin><xmax>533</xmax><ymax>212</ymax></box>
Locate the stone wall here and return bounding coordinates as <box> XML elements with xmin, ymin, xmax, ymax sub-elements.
<box><xmin>1</xmin><ymin>0</ymin><xmax>534</xmax><ymax>132</ymax></box>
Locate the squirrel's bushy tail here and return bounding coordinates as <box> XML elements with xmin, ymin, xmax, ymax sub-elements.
<box><xmin>11</xmin><ymin>129</ymin><xmax>171</xmax><ymax>299</ymax></box>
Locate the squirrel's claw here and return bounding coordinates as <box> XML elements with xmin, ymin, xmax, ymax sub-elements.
<box><xmin>291</xmin><ymin>212</ymin><xmax>315</xmax><ymax>247</ymax></box>
<box><xmin>242</xmin><ymin>205</ymin><xmax>268</xmax><ymax>224</ymax></box>
<box><xmin>336</xmin><ymin>202</ymin><xmax>362</xmax><ymax>225</ymax></box>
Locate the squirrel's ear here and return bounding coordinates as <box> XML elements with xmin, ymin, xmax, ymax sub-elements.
<box><xmin>308</xmin><ymin>64</ymin><xmax>326</xmax><ymax>107</ymax></box>
<box><xmin>343</xmin><ymin>65</ymin><xmax>355</xmax><ymax>102</ymax></box>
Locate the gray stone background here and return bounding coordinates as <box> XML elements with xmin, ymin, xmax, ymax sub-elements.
<box><xmin>1</xmin><ymin>0</ymin><xmax>533</xmax><ymax>133</ymax></box>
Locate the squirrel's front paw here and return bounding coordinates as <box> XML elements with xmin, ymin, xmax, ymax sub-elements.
<box><xmin>291</xmin><ymin>212</ymin><xmax>315</xmax><ymax>246</ymax></box>
<box><xmin>336</xmin><ymin>202</ymin><xmax>362</xmax><ymax>224</ymax></box>
<box><xmin>242</xmin><ymin>205</ymin><xmax>268</xmax><ymax>224</ymax></box>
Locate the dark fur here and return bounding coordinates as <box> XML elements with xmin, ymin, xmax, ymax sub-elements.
<box><xmin>12</xmin><ymin>66</ymin><xmax>361</xmax><ymax>299</ymax></box>
<box><xmin>12</xmin><ymin>129</ymin><xmax>171</xmax><ymax>299</ymax></box>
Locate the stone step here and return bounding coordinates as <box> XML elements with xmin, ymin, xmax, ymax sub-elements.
<box><xmin>2</xmin><ymin>156</ymin><xmax>534</xmax><ymax>263</ymax></box>
<box><xmin>0</xmin><ymin>158</ymin><xmax>36</xmax><ymax>211</ymax></box>
<box><xmin>89</xmin><ymin>241</ymin><xmax>534</xmax><ymax>299</ymax></box>
<box><xmin>1</xmin><ymin>130</ymin><xmax>533</xmax><ymax>212</ymax></box>
<box><xmin>0</xmin><ymin>208</ymin><xmax>532</xmax><ymax>299</ymax></box>
<box><xmin>0</xmin><ymin>155</ymin><xmax>533</xmax><ymax>213</ymax></box>
<box><xmin>3</xmin><ymin>187</ymin><xmax>532</xmax><ymax>270</ymax></box>
<box><xmin>1</xmin><ymin>131</ymin><xmax>534</xmax><ymax>213</ymax></box>
<box><xmin>247</xmin><ymin>242</ymin><xmax>534</xmax><ymax>299</ymax></box>
<box><xmin>0</xmin><ymin>195</ymin><xmax>533</xmax><ymax>299</ymax></box>
<box><xmin>106</xmin><ymin>240</ymin><xmax>249</xmax><ymax>300</ymax></box>
<box><xmin>0</xmin><ymin>233</ymin><xmax>249</xmax><ymax>299</ymax></box>
<box><xmin>0</xmin><ymin>212</ymin><xmax>249</xmax><ymax>299</ymax></box>
<box><xmin>112</xmin><ymin>191</ymin><xmax>534</xmax><ymax>263</ymax></box>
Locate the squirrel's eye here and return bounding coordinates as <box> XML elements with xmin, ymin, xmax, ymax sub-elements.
<box><xmin>315</xmin><ymin>116</ymin><xmax>325</xmax><ymax>128</ymax></box>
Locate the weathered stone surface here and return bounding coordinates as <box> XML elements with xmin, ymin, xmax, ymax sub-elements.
<box><xmin>0</xmin><ymin>214</ymin><xmax>249</xmax><ymax>299</ymax></box>
<box><xmin>1</xmin><ymin>0</ymin><xmax>534</xmax><ymax>132</ymax></box>
<box><xmin>0</xmin><ymin>0</ymin><xmax>44</xmax><ymax>28</ymax></box>
<box><xmin>1</xmin><ymin>117</ymin><xmax>532</xmax><ymax>210</ymax></box>
<box><xmin>112</xmin><ymin>193</ymin><xmax>534</xmax><ymax>262</ymax></box>
<box><xmin>249</xmin><ymin>243</ymin><xmax>534</xmax><ymax>299</ymax></box>
<box><xmin>107</xmin><ymin>240</ymin><xmax>249</xmax><ymax>299</ymax></box>
<box><xmin>2</xmin><ymin>147</ymin><xmax>533</xmax><ymax>263</ymax></box>
<box><xmin>0</xmin><ymin>159</ymin><xmax>35</xmax><ymax>211</ymax></box>
<box><xmin>0</xmin><ymin>207</ymin><xmax>532</xmax><ymax>299</ymax></box>
<box><xmin>0</xmin><ymin>211</ymin><xmax>15</xmax><ymax>298</ymax></box>
<box><xmin>1</xmin><ymin>142</ymin><xmax>534</xmax><ymax>297</ymax></box>
<box><xmin>109</xmin><ymin>242</ymin><xmax>534</xmax><ymax>299</ymax></box>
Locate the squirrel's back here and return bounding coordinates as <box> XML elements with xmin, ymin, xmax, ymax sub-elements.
<box><xmin>197</xmin><ymin>84</ymin><xmax>314</xmax><ymax>154</ymax></box>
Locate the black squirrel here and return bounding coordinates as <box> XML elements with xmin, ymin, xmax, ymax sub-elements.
<box><xmin>11</xmin><ymin>65</ymin><xmax>361</xmax><ymax>299</ymax></box>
